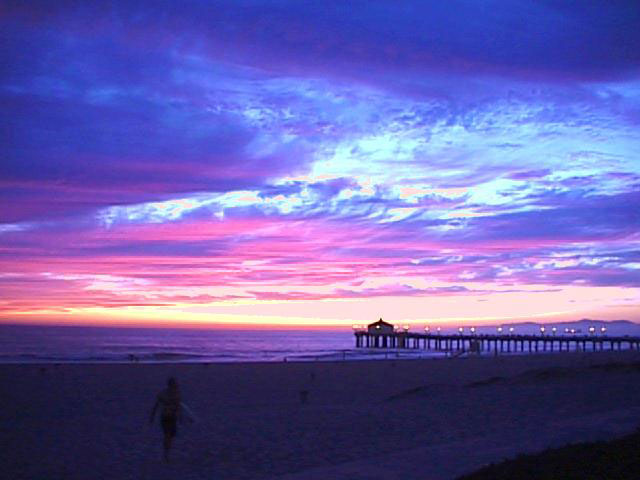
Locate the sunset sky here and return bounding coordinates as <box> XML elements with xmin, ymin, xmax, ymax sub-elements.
<box><xmin>1</xmin><ymin>1</ymin><xmax>639</xmax><ymax>328</ymax></box>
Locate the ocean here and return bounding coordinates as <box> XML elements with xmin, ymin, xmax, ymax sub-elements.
<box><xmin>0</xmin><ymin>324</ymin><xmax>439</xmax><ymax>364</ymax></box>
<box><xmin>2</xmin><ymin>320</ymin><xmax>639</xmax><ymax>364</ymax></box>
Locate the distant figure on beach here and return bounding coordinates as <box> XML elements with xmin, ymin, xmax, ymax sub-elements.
<box><xmin>149</xmin><ymin>377</ymin><xmax>181</xmax><ymax>462</ymax></box>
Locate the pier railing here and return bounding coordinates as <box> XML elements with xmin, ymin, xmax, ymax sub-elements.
<box><xmin>354</xmin><ymin>331</ymin><xmax>640</xmax><ymax>354</ymax></box>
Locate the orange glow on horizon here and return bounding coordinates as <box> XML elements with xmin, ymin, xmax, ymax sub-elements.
<box><xmin>3</xmin><ymin>287</ymin><xmax>638</xmax><ymax>330</ymax></box>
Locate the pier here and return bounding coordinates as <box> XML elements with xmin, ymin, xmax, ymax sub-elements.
<box><xmin>353</xmin><ymin>320</ymin><xmax>640</xmax><ymax>355</ymax></box>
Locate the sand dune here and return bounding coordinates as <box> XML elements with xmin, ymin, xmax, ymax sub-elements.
<box><xmin>3</xmin><ymin>350</ymin><xmax>640</xmax><ymax>479</ymax></box>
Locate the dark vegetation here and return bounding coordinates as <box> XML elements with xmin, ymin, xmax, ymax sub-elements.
<box><xmin>457</xmin><ymin>427</ymin><xmax>640</xmax><ymax>480</ymax></box>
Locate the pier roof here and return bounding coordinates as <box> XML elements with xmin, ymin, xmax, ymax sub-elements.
<box><xmin>367</xmin><ymin>318</ymin><xmax>394</xmax><ymax>332</ymax></box>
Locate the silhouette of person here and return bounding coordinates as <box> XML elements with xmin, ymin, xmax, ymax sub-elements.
<box><xmin>150</xmin><ymin>377</ymin><xmax>181</xmax><ymax>462</ymax></box>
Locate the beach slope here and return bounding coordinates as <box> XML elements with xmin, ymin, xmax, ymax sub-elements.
<box><xmin>2</xmin><ymin>351</ymin><xmax>640</xmax><ymax>480</ymax></box>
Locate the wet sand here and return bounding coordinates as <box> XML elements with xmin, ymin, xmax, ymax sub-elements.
<box><xmin>3</xmin><ymin>350</ymin><xmax>640</xmax><ymax>480</ymax></box>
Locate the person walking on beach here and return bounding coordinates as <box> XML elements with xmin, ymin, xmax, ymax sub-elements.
<box><xmin>150</xmin><ymin>377</ymin><xmax>181</xmax><ymax>462</ymax></box>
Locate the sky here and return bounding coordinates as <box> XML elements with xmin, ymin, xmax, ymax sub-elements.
<box><xmin>1</xmin><ymin>1</ymin><xmax>639</xmax><ymax>328</ymax></box>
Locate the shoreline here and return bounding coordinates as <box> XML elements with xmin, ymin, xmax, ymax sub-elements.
<box><xmin>1</xmin><ymin>346</ymin><xmax>636</xmax><ymax>366</ymax></box>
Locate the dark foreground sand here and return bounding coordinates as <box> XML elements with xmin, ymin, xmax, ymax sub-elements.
<box><xmin>3</xmin><ymin>350</ymin><xmax>640</xmax><ymax>480</ymax></box>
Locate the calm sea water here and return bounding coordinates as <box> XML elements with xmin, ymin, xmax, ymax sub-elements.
<box><xmin>2</xmin><ymin>321</ymin><xmax>638</xmax><ymax>364</ymax></box>
<box><xmin>0</xmin><ymin>324</ymin><xmax>438</xmax><ymax>363</ymax></box>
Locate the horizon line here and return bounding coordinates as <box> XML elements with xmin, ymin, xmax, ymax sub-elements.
<box><xmin>1</xmin><ymin>318</ymin><xmax>636</xmax><ymax>331</ymax></box>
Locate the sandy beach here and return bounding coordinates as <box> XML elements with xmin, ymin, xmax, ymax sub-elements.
<box><xmin>3</xmin><ymin>350</ymin><xmax>640</xmax><ymax>480</ymax></box>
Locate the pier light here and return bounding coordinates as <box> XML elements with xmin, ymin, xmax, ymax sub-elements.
<box><xmin>589</xmin><ymin>326</ymin><xmax>596</xmax><ymax>335</ymax></box>
<box><xmin>509</xmin><ymin>327</ymin><xmax>515</xmax><ymax>334</ymax></box>
<box><xmin>458</xmin><ymin>327</ymin><xmax>464</xmax><ymax>334</ymax></box>
<box><xmin>424</xmin><ymin>326</ymin><xmax>430</xmax><ymax>333</ymax></box>
<box><xmin>352</xmin><ymin>324</ymin><xmax>359</xmax><ymax>331</ymax></box>
<box><xmin>552</xmin><ymin>327</ymin><xmax>557</xmax><ymax>335</ymax></box>
<box><xmin>601</xmin><ymin>326</ymin><xmax>607</xmax><ymax>335</ymax></box>
<box><xmin>497</xmin><ymin>326</ymin><xmax>503</xmax><ymax>334</ymax></box>
<box><xmin>403</xmin><ymin>324</ymin><xmax>410</xmax><ymax>332</ymax></box>
<box><xmin>470</xmin><ymin>326</ymin><xmax>476</xmax><ymax>335</ymax></box>
<box><xmin>540</xmin><ymin>326</ymin><xmax>545</xmax><ymax>335</ymax></box>
<box><xmin>436</xmin><ymin>327</ymin><xmax>441</xmax><ymax>334</ymax></box>
<box><xmin>570</xmin><ymin>328</ymin><xmax>576</xmax><ymax>335</ymax></box>
<box><xmin>564</xmin><ymin>328</ymin><xmax>570</xmax><ymax>334</ymax></box>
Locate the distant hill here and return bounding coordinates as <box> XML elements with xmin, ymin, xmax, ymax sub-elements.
<box><xmin>451</xmin><ymin>319</ymin><xmax>640</xmax><ymax>336</ymax></box>
<box><xmin>506</xmin><ymin>319</ymin><xmax>638</xmax><ymax>328</ymax></box>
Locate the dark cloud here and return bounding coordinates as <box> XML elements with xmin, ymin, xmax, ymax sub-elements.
<box><xmin>308</xmin><ymin>177</ymin><xmax>358</xmax><ymax>198</ymax></box>
<box><xmin>0</xmin><ymin>87</ymin><xmax>304</xmax><ymax>221</ymax></box>
<box><xmin>4</xmin><ymin>1</ymin><xmax>639</xmax><ymax>83</ymax></box>
<box><xmin>456</xmin><ymin>190</ymin><xmax>640</xmax><ymax>243</ymax></box>
<box><xmin>507</xmin><ymin>169</ymin><xmax>552</xmax><ymax>180</ymax></box>
<box><xmin>175</xmin><ymin>1</ymin><xmax>638</xmax><ymax>80</ymax></box>
<box><xmin>2</xmin><ymin>1</ymin><xmax>639</xmax><ymax>223</ymax></box>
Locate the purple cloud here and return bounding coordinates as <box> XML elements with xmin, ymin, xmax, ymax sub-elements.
<box><xmin>1</xmin><ymin>1</ymin><xmax>639</xmax><ymax>322</ymax></box>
